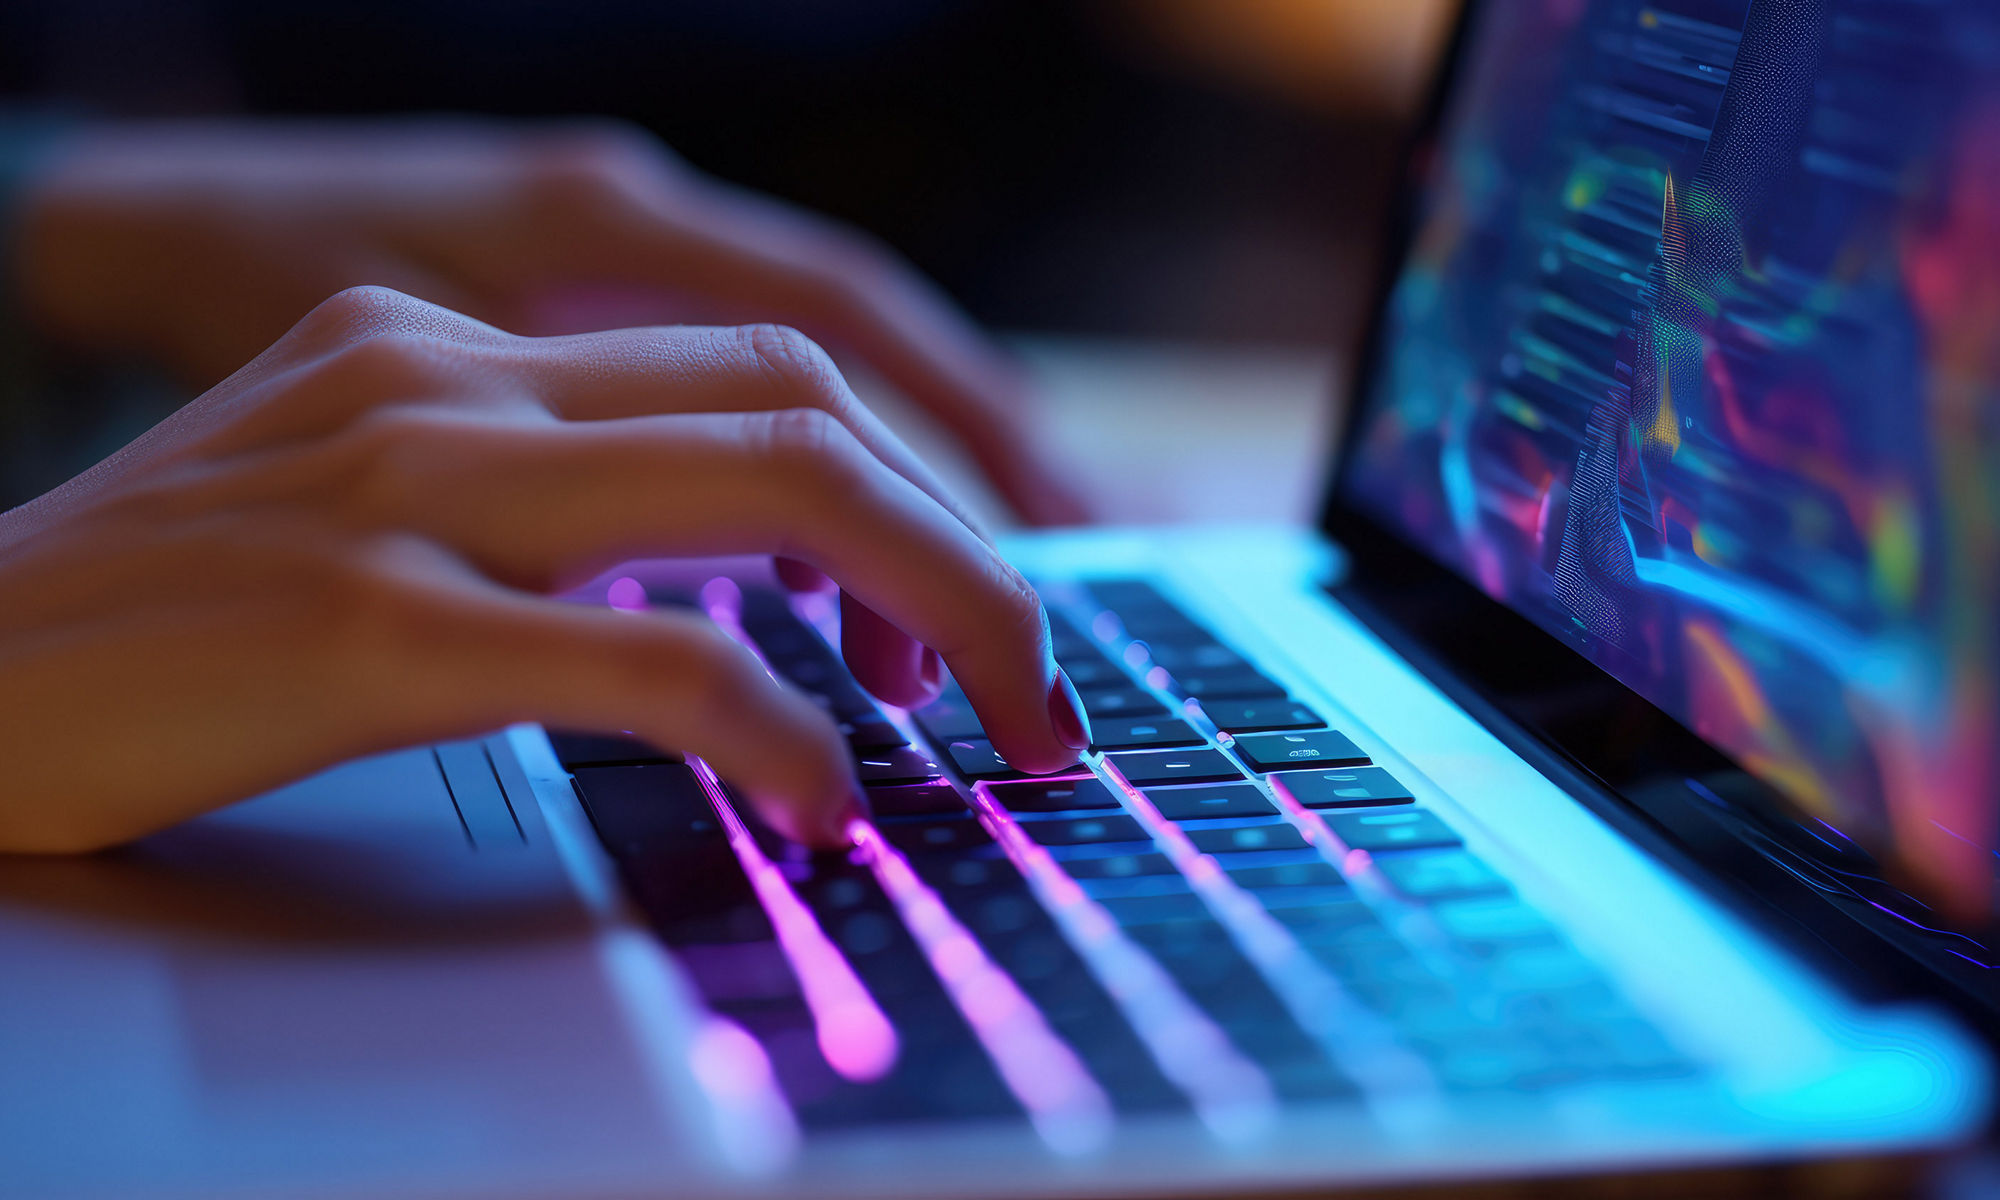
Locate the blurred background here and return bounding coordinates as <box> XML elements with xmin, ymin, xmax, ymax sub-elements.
<box><xmin>0</xmin><ymin>0</ymin><xmax>1456</xmax><ymax>523</ymax></box>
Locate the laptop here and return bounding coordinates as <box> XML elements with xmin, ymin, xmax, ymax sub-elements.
<box><xmin>4</xmin><ymin>0</ymin><xmax>1995</xmax><ymax>1195</ymax></box>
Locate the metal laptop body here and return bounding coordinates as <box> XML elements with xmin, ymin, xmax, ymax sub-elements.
<box><xmin>3</xmin><ymin>0</ymin><xmax>1995</xmax><ymax>1195</ymax></box>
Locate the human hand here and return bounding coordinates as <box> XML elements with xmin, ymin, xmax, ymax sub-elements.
<box><xmin>15</xmin><ymin>118</ymin><xmax>1092</xmax><ymax>525</ymax></box>
<box><xmin>0</xmin><ymin>288</ymin><xmax>1090</xmax><ymax>853</ymax></box>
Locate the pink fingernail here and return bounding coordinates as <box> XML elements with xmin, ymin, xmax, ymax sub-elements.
<box><xmin>1047</xmin><ymin>669</ymin><xmax>1091</xmax><ymax>752</ymax></box>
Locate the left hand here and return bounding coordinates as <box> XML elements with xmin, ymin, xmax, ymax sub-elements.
<box><xmin>15</xmin><ymin>117</ymin><xmax>1093</xmax><ymax>526</ymax></box>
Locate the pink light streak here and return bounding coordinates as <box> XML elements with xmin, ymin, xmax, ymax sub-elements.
<box><xmin>965</xmin><ymin>782</ymin><xmax>1276</xmax><ymax>1141</ymax></box>
<box><xmin>849</xmin><ymin>818</ymin><xmax>1114</xmax><ymax>1156</ymax></box>
<box><xmin>689</xmin><ymin>758</ymin><xmax>900</xmax><ymax>1084</ymax></box>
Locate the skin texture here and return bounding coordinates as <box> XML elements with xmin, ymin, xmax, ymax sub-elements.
<box><xmin>0</xmin><ymin>288</ymin><xmax>1091</xmax><ymax>853</ymax></box>
<box><xmin>15</xmin><ymin>118</ymin><xmax>1093</xmax><ymax>526</ymax></box>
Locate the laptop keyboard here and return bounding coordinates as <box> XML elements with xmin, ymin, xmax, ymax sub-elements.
<box><xmin>558</xmin><ymin>579</ymin><xmax>1692</xmax><ymax>1142</ymax></box>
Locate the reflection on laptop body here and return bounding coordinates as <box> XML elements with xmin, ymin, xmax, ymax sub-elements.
<box><xmin>3</xmin><ymin>0</ymin><xmax>1996</xmax><ymax>1196</ymax></box>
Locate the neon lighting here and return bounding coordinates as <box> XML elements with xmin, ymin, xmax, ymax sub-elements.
<box><xmin>689</xmin><ymin>758</ymin><xmax>899</xmax><ymax>1083</ymax></box>
<box><xmin>848</xmin><ymin>819</ymin><xmax>1114</xmax><ymax>1156</ymax></box>
<box><xmin>605</xmin><ymin>575</ymin><xmax>648</xmax><ymax>612</ymax></box>
<box><xmin>686</xmin><ymin>1015</ymin><xmax>801</xmax><ymax>1170</ymax></box>
<box><xmin>965</xmin><ymin>781</ymin><xmax>1277</xmax><ymax>1142</ymax></box>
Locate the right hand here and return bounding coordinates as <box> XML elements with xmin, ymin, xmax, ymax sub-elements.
<box><xmin>0</xmin><ymin>287</ymin><xmax>1091</xmax><ymax>854</ymax></box>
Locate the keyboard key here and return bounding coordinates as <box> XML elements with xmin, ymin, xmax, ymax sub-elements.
<box><xmin>1327</xmin><ymin>809</ymin><xmax>1461</xmax><ymax>852</ymax></box>
<box><xmin>1087</xmin><ymin>579</ymin><xmax>1169</xmax><ymax>611</ymax></box>
<box><xmin>1090</xmin><ymin>716</ymin><xmax>1204</xmax><ymax>751</ymax></box>
<box><xmin>572</xmin><ymin>762</ymin><xmax>717</xmax><ymax>848</ymax></box>
<box><xmin>1056</xmin><ymin>653</ymin><xmax>1129</xmax><ymax>690</ymax></box>
<box><xmin>1117</xmin><ymin>610</ymin><xmax>1210</xmax><ymax>644</ymax></box>
<box><xmin>913</xmin><ymin>698</ymin><xmax>986</xmax><ymax>742</ymax></box>
<box><xmin>1019</xmin><ymin>814</ymin><xmax>1151</xmax><ymax>846</ymax></box>
<box><xmin>840</xmin><ymin>717</ymin><xmax>908</xmax><ymax>750</ymax></box>
<box><xmin>855</xmin><ymin>746</ymin><xmax>944</xmax><ymax>785</ymax></box>
<box><xmin>1107</xmin><ymin>748</ymin><xmax>1245</xmax><ymax>786</ymax></box>
<box><xmin>1062</xmin><ymin>852</ymin><xmax>1181</xmax><ymax>879</ymax></box>
<box><xmin>1185</xmin><ymin>823</ymin><xmax>1310</xmax><ymax>853</ymax></box>
<box><xmin>1098</xmin><ymin>892</ymin><xmax>1213</xmax><ymax>925</ymax></box>
<box><xmin>915</xmin><ymin>854</ymin><xmax>1025</xmax><ymax>895</ymax></box>
<box><xmin>1144</xmin><ymin>783</ymin><xmax>1279</xmax><ymax>821</ymax></box>
<box><xmin>1081</xmin><ymin>687</ymin><xmax>1170</xmax><ymax>719</ymax></box>
<box><xmin>1375</xmin><ymin>850</ymin><xmax>1509</xmax><ymax>899</ymax></box>
<box><xmin>866</xmin><ymin>781</ymin><xmax>970</xmax><ymax>818</ymax></box>
<box><xmin>879</xmin><ymin>817</ymin><xmax>996</xmax><ymax>856</ymax></box>
<box><xmin>944</xmin><ymin>739</ymin><xmax>1083</xmax><ymax>782</ymax></box>
<box><xmin>1227</xmin><ymin>861</ymin><xmax>1346</xmax><ymax>890</ymax></box>
<box><xmin>986</xmin><ymin>776</ymin><xmax>1125</xmax><ymax>813</ymax></box>
<box><xmin>1143</xmin><ymin>641</ymin><xmax>1250</xmax><ymax>674</ymax></box>
<box><xmin>1273</xmin><ymin>766</ymin><xmax>1413</xmax><ymax>808</ymax></box>
<box><xmin>1168</xmin><ymin>668</ymin><xmax>1287</xmax><ymax>701</ymax></box>
<box><xmin>1202</xmin><ymin>699</ymin><xmax>1323</xmax><ymax>733</ymax></box>
<box><xmin>547</xmin><ymin>729</ymin><xmax>676</xmax><ymax>767</ymax></box>
<box><xmin>1230</xmin><ymin>730</ymin><xmax>1368</xmax><ymax>772</ymax></box>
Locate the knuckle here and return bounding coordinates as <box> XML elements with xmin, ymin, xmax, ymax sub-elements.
<box><xmin>298</xmin><ymin>285</ymin><xmax>429</xmax><ymax>342</ymax></box>
<box><xmin>739</xmin><ymin>323</ymin><xmax>847</xmax><ymax>406</ymax></box>
<box><xmin>753</xmin><ymin>406</ymin><xmax>860</xmax><ymax>497</ymax></box>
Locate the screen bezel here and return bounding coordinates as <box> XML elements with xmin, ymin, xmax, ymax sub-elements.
<box><xmin>1315</xmin><ymin>0</ymin><xmax>2000</xmax><ymax>1020</ymax></box>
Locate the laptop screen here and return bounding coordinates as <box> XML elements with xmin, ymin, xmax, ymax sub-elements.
<box><xmin>1340</xmin><ymin>1</ymin><xmax>1999</xmax><ymax>871</ymax></box>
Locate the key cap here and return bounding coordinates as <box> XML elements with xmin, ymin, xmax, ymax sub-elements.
<box><xmin>1184</xmin><ymin>823</ymin><xmax>1309</xmax><ymax>853</ymax></box>
<box><xmin>985</xmin><ymin>776</ymin><xmax>1125</xmax><ymax>813</ymax></box>
<box><xmin>945</xmin><ymin>739</ymin><xmax>1084</xmax><ymax>782</ymax></box>
<box><xmin>1272</xmin><ymin>766</ymin><xmax>1413</xmax><ymax>808</ymax></box>
<box><xmin>1202</xmin><ymin>699</ymin><xmax>1323</xmax><ymax>733</ymax></box>
<box><xmin>1230</xmin><ymin>730</ymin><xmax>1368</xmax><ymax>772</ymax></box>
<box><xmin>1090</xmin><ymin>716</ymin><xmax>1204</xmax><ymax>751</ymax></box>
<box><xmin>879</xmin><ymin>817</ymin><xmax>996</xmax><ymax>856</ymax></box>
<box><xmin>1226</xmin><ymin>861</ymin><xmax>1346</xmax><ymax>890</ymax></box>
<box><xmin>1328</xmin><ymin>809</ymin><xmax>1460</xmax><ymax>852</ymax></box>
<box><xmin>1142</xmin><ymin>641</ymin><xmax>1249</xmax><ymax>674</ymax></box>
<box><xmin>1019</xmin><ymin>814</ymin><xmax>1152</xmax><ymax>846</ymax></box>
<box><xmin>1056</xmin><ymin>653</ymin><xmax>1129</xmax><ymax>690</ymax></box>
<box><xmin>1097</xmin><ymin>891</ymin><xmax>1212</xmax><ymax>924</ymax></box>
<box><xmin>866</xmin><ymin>781</ymin><xmax>970</xmax><ymax>818</ymax></box>
<box><xmin>571</xmin><ymin>762</ymin><xmax>717</xmax><ymax>849</ymax></box>
<box><xmin>1087</xmin><ymin>580</ymin><xmax>1169</xmax><ymax>611</ymax></box>
<box><xmin>840</xmin><ymin>717</ymin><xmax>909</xmax><ymax>751</ymax></box>
<box><xmin>1081</xmin><ymin>687</ymin><xmax>1170</xmax><ymax>719</ymax></box>
<box><xmin>1375</xmin><ymin>850</ymin><xmax>1508</xmax><ymax>899</ymax></box>
<box><xmin>856</xmin><ymin>746</ymin><xmax>944</xmax><ymax>785</ymax></box>
<box><xmin>1168</xmin><ymin>668</ymin><xmax>1287</xmax><ymax>701</ymax></box>
<box><xmin>1144</xmin><ymin>783</ymin><xmax>1279</xmax><ymax>821</ymax></box>
<box><xmin>547</xmin><ymin>729</ymin><xmax>676</xmax><ymax>767</ymax></box>
<box><xmin>1107</xmin><ymin>748</ymin><xmax>1246</xmax><ymax>786</ymax></box>
<box><xmin>1061</xmin><ymin>851</ymin><xmax>1181</xmax><ymax>879</ymax></box>
<box><xmin>1117</xmin><ymin>611</ymin><xmax>1210</xmax><ymax>644</ymax></box>
<box><xmin>913</xmin><ymin>697</ymin><xmax>986</xmax><ymax>742</ymax></box>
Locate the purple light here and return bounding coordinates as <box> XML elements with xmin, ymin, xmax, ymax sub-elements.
<box><xmin>965</xmin><ymin>781</ymin><xmax>1275</xmax><ymax>1141</ymax></box>
<box><xmin>690</xmin><ymin>759</ymin><xmax>900</xmax><ymax>1084</ymax></box>
<box><xmin>606</xmin><ymin>575</ymin><xmax>649</xmax><ymax>612</ymax></box>
<box><xmin>851</xmin><ymin>818</ymin><xmax>1114</xmax><ymax>1156</ymax></box>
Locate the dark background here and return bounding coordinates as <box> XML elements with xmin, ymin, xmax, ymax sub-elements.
<box><xmin>0</xmin><ymin>0</ymin><xmax>1436</xmax><ymax>351</ymax></box>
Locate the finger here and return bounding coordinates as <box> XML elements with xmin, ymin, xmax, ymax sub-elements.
<box><xmin>379</xmin><ymin>573</ymin><xmax>863</xmax><ymax>846</ymax></box>
<box><xmin>545</xmin><ymin>185</ymin><xmax>1098</xmax><ymax>525</ymax></box>
<box><xmin>773</xmin><ymin>556</ymin><xmax>834</xmax><ymax>594</ymax></box>
<box><xmin>513</xmin><ymin>322</ymin><xmax>993</xmax><ymax>542</ymax></box>
<box><xmin>840</xmin><ymin>592</ymin><xmax>943</xmax><ymax>711</ymax></box>
<box><xmin>330</xmin><ymin>408</ymin><xmax>1088</xmax><ymax>773</ymax></box>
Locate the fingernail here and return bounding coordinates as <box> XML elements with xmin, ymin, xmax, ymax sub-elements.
<box><xmin>1047</xmin><ymin>669</ymin><xmax>1091</xmax><ymax>752</ymax></box>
